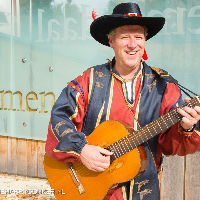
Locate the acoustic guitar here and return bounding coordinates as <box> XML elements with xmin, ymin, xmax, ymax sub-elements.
<box><xmin>44</xmin><ymin>95</ymin><xmax>200</xmax><ymax>200</ymax></box>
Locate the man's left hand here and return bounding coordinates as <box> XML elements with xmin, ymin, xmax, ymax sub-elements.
<box><xmin>177</xmin><ymin>97</ymin><xmax>200</xmax><ymax>131</ymax></box>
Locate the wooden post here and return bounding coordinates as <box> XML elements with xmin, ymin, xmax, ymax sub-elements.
<box><xmin>185</xmin><ymin>151</ymin><xmax>200</xmax><ymax>200</ymax></box>
<box><xmin>161</xmin><ymin>155</ymin><xmax>185</xmax><ymax>200</ymax></box>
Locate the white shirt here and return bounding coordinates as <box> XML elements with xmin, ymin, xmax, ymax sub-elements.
<box><xmin>125</xmin><ymin>82</ymin><xmax>133</xmax><ymax>102</ymax></box>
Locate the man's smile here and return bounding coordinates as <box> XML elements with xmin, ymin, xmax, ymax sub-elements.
<box><xmin>125</xmin><ymin>50</ymin><xmax>138</xmax><ymax>56</ymax></box>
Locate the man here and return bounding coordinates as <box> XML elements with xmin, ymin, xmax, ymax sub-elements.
<box><xmin>45</xmin><ymin>3</ymin><xmax>200</xmax><ymax>200</ymax></box>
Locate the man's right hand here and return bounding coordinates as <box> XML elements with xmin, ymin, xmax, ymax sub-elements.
<box><xmin>80</xmin><ymin>144</ymin><xmax>113</xmax><ymax>172</ymax></box>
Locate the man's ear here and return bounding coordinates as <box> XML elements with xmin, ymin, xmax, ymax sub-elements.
<box><xmin>108</xmin><ymin>35</ymin><xmax>113</xmax><ymax>48</ymax></box>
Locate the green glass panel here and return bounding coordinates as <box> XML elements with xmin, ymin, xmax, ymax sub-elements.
<box><xmin>0</xmin><ymin>0</ymin><xmax>199</xmax><ymax>140</ymax></box>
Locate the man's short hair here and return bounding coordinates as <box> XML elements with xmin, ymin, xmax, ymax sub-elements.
<box><xmin>108</xmin><ymin>25</ymin><xmax>148</xmax><ymax>40</ymax></box>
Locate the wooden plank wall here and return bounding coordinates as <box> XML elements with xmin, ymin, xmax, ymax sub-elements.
<box><xmin>161</xmin><ymin>152</ymin><xmax>200</xmax><ymax>200</ymax></box>
<box><xmin>0</xmin><ymin>135</ymin><xmax>200</xmax><ymax>199</ymax></box>
<box><xmin>0</xmin><ymin>135</ymin><xmax>46</xmax><ymax>178</ymax></box>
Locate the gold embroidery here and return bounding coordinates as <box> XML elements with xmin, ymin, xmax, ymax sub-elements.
<box><xmin>145</xmin><ymin>73</ymin><xmax>155</xmax><ymax>82</ymax></box>
<box><xmin>194</xmin><ymin>129</ymin><xmax>200</xmax><ymax>137</ymax></box>
<box><xmin>88</xmin><ymin>68</ymin><xmax>94</xmax><ymax>104</ymax></box>
<box><xmin>129</xmin><ymin>179</ymin><xmax>134</xmax><ymax>200</ymax></box>
<box><xmin>53</xmin><ymin>149</ymin><xmax>80</xmax><ymax>156</ymax></box>
<box><xmin>95</xmin><ymin>71</ymin><xmax>105</xmax><ymax>78</ymax></box>
<box><xmin>54</xmin><ymin>121</ymin><xmax>66</xmax><ymax>135</ymax></box>
<box><xmin>122</xmin><ymin>186</ymin><xmax>127</xmax><ymax>200</ymax></box>
<box><xmin>50</xmin><ymin>124</ymin><xmax>59</xmax><ymax>142</ymax></box>
<box><xmin>69</xmin><ymin>93</ymin><xmax>80</xmax><ymax>120</ymax></box>
<box><xmin>60</xmin><ymin>128</ymin><xmax>74</xmax><ymax>137</ymax></box>
<box><xmin>135</xmin><ymin>180</ymin><xmax>152</xmax><ymax>200</ymax></box>
<box><xmin>151</xmin><ymin>67</ymin><xmax>165</xmax><ymax>75</ymax></box>
<box><xmin>147</xmin><ymin>80</ymin><xmax>157</xmax><ymax>93</ymax></box>
<box><xmin>95</xmin><ymin>82</ymin><xmax>104</xmax><ymax>88</ymax></box>
<box><xmin>106</xmin><ymin>76</ymin><xmax>114</xmax><ymax>120</ymax></box>
<box><xmin>95</xmin><ymin>102</ymin><xmax>105</xmax><ymax>128</ymax></box>
<box><xmin>197</xmin><ymin>96</ymin><xmax>200</xmax><ymax>104</ymax></box>
<box><xmin>138</xmin><ymin>189</ymin><xmax>152</xmax><ymax>200</ymax></box>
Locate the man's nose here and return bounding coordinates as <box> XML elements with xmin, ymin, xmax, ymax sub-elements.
<box><xmin>127</xmin><ymin>37</ymin><xmax>137</xmax><ymax>49</ymax></box>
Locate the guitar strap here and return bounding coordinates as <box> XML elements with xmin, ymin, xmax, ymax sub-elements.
<box><xmin>151</xmin><ymin>67</ymin><xmax>198</xmax><ymax>98</ymax></box>
<box><xmin>151</xmin><ymin>67</ymin><xmax>200</xmax><ymax>145</ymax></box>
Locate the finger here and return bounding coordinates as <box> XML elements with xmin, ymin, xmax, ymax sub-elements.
<box><xmin>184</xmin><ymin>97</ymin><xmax>191</xmax><ymax>103</ymax></box>
<box><xmin>177</xmin><ymin>108</ymin><xmax>188</xmax><ymax>118</ymax></box>
<box><xmin>178</xmin><ymin>108</ymin><xmax>198</xmax><ymax>129</ymax></box>
<box><xmin>90</xmin><ymin>162</ymin><xmax>109</xmax><ymax>172</ymax></box>
<box><xmin>95</xmin><ymin>155</ymin><xmax>111</xmax><ymax>167</ymax></box>
<box><xmin>94</xmin><ymin>166</ymin><xmax>106</xmax><ymax>172</ymax></box>
<box><xmin>96</xmin><ymin>160</ymin><xmax>110</xmax><ymax>169</ymax></box>
<box><xmin>183</xmin><ymin>107</ymin><xmax>198</xmax><ymax>119</ymax></box>
<box><xmin>98</xmin><ymin>147</ymin><xmax>113</xmax><ymax>156</ymax></box>
<box><xmin>178</xmin><ymin>107</ymin><xmax>196</xmax><ymax>121</ymax></box>
<box><xmin>180</xmin><ymin>117</ymin><xmax>194</xmax><ymax>128</ymax></box>
<box><xmin>194</xmin><ymin>106</ymin><xmax>200</xmax><ymax>115</ymax></box>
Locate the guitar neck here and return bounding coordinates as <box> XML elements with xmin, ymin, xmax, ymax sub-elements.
<box><xmin>108</xmin><ymin>95</ymin><xmax>200</xmax><ymax>161</ymax></box>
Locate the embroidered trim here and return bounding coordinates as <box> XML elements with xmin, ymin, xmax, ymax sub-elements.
<box><xmin>111</xmin><ymin>70</ymin><xmax>124</xmax><ymax>82</ymax></box>
<box><xmin>151</xmin><ymin>67</ymin><xmax>165</xmax><ymax>76</ymax></box>
<box><xmin>95</xmin><ymin>102</ymin><xmax>105</xmax><ymax>128</ymax></box>
<box><xmin>88</xmin><ymin>68</ymin><xmax>94</xmax><ymax>104</ymax></box>
<box><xmin>106</xmin><ymin>76</ymin><xmax>115</xmax><ymax>120</ymax></box>
<box><xmin>133</xmin><ymin>70</ymin><xmax>144</xmax><ymax>130</ymax></box>
<box><xmin>54</xmin><ymin>121</ymin><xmax>66</xmax><ymax>135</ymax></box>
<box><xmin>145</xmin><ymin>73</ymin><xmax>157</xmax><ymax>93</ymax></box>
<box><xmin>95</xmin><ymin>70</ymin><xmax>105</xmax><ymax>78</ymax></box>
<box><xmin>71</xmin><ymin>80</ymin><xmax>84</xmax><ymax>96</ymax></box>
<box><xmin>197</xmin><ymin>96</ymin><xmax>200</xmax><ymax>104</ymax></box>
<box><xmin>194</xmin><ymin>129</ymin><xmax>200</xmax><ymax>137</ymax></box>
<box><xmin>145</xmin><ymin>73</ymin><xmax>156</xmax><ymax>82</ymax></box>
<box><xmin>169</xmin><ymin>95</ymin><xmax>182</xmax><ymax>111</ymax></box>
<box><xmin>122</xmin><ymin>186</ymin><xmax>127</xmax><ymax>200</ymax></box>
<box><xmin>60</xmin><ymin>128</ymin><xmax>74</xmax><ymax>137</ymax></box>
<box><xmin>95</xmin><ymin>82</ymin><xmax>104</xmax><ymax>88</ymax></box>
<box><xmin>147</xmin><ymin>79</ymin><xmax>157</xmax><ymax>93</ymax></box>
<box><xmin>53</xmin><ymin>149</ymin><xmax>80</xmax><ymax>156</ymax></box>
<box><xmin>135</xmin><ymin>180</ymin><xmax>152</xmax><ymax>200</ymax></box>
<box><xmin>50</xmin><ymin>123</ymin><xmax>59</xmax><ymax>142</ymax></box>
<box><xmin>129</xmin><ymin>179</ymin><xmax>134</xmax><ymax>200</ymax></box>
<box><xmin>69</xmin><ymin>92</ymin><xmax>80</xmax><ymax>120</ymax></box>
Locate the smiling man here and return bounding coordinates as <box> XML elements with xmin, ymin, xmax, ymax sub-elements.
<box><xmin>45</xmin><ymin>3</ymin><xmax>200</xmax><ymax>200</ymax></box>
<box><xmin>108</xmin><ymin>25</ymin><xmax>146</xmax><ymax>81</ymax></box>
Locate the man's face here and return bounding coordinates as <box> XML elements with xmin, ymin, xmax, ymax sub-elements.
<box><xmin>108</xmin><ymin>25</ymin><xmax>146</xmax><ymax>73</ymax></box>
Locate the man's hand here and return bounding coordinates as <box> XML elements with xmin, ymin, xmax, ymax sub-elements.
<box><xmin>177</xmin><ymin>97</ymin><xmax>200</xmax><ymax>130</ymax></box>
<box><xmin>80</xmin><ymin>144</ymin><xmax>113</xmax><ymax>172</ymax></box>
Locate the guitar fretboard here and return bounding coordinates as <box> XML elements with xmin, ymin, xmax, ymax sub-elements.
<box><xmin>107</xmin><ymin>96</ymin><xmax>200</xmax><ymax>162</ymax></box>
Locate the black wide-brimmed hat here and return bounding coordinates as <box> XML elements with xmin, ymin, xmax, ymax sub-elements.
<box><xmin>90</xmin><ymin>3</ymin><xmax>165</xmax><ymax>46</ymax></box>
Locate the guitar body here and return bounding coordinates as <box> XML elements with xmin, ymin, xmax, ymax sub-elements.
<box><xmin>44</xmin><ymin>120</ymin><xmax>148</xmax><ymax>200</ymax></box>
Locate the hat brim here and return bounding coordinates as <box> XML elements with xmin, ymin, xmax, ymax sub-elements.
<box><xmin>90</xmin><ymin>15</ymin><xmax>165</xmax><ymax>46</ymax></box>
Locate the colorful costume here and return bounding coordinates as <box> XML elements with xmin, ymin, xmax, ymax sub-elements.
<box><xmin>45</xmin><ymin>60</ymin><xmax>200</xmax><ymax>200</ymax></box>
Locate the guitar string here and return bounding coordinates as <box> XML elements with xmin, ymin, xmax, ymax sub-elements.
<box><xmin>109</xmin><ymin>77</ymin><xmax>199</xmax><ymax>159</ymax></box>
<box><xmin>111</xmin><ymin>100</ymin><xmax>197</xmax><ymax>159</ymax></box>
<box><xmin>111</xmin><ymin>109</ymin><xmax>182</xmax><ymax>158</ymax></box>
<box><xmin>107</xmin><ymin>59</ymin><xmax>199</xmax><ymax>157</ymax></box>
<box><xmin>122</xmin><ymin>99</ymin><xmax>198</xmax><ymax>156</ymax></box>
<box><xmin>119</xmin><ymin>99</ymin><xmax>196</xmax><ymax>147</ymax></box>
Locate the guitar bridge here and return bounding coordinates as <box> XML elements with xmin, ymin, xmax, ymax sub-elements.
<box><xmin>67</xmin><ymin>162</ymin><xmax>85</xmax><ymax>194</ymax></box>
